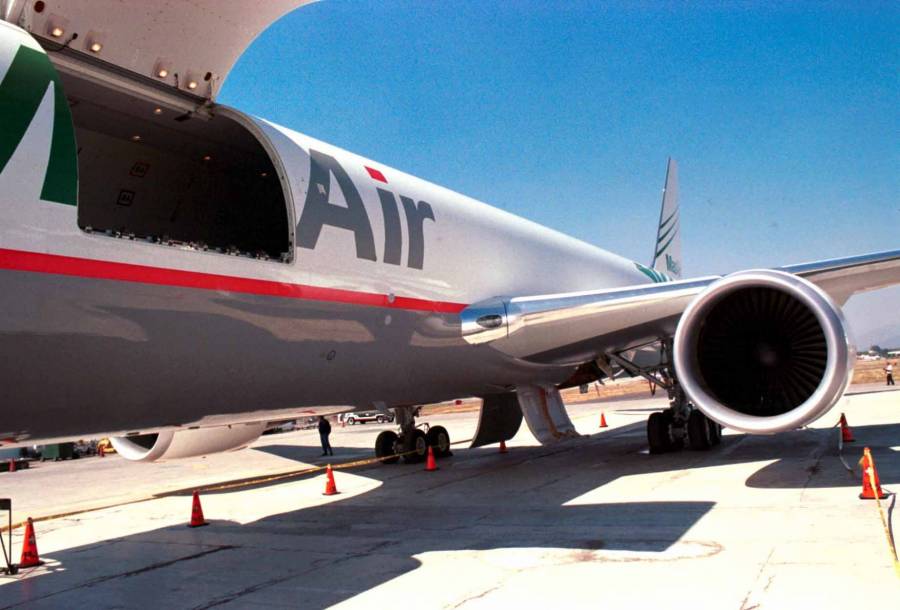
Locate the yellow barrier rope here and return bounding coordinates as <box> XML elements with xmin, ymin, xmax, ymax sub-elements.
<box><xmin>861</xmin><ymin>448</ymin><xmax>900</xmax><ymax>579</ymax></box>
<box><xmin>0</xmin><ymin>437</ymin><xmax>475</xmax><ymax>533</ymax></box>
<box><xmin>0</xmin><ymin>408</ymin><xmax>619</xmax><ymax>534</ymax></box>
<box><xmin>836</xmin><ymin>418</ymin><xmax>899</xmax><ymax>579</ymax></box>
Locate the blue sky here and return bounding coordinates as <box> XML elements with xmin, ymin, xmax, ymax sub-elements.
<box><xmin>221</xmin><ymin>1</ymin><xmax>899</xmax><ymax>345</ymax></box>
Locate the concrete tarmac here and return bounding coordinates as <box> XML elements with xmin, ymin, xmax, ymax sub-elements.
<box><xmin>1</xmin><ymin>387</ymin><xmax>898</xmax><ymax>609</ymax></box>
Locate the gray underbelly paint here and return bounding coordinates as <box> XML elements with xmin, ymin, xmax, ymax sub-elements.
<box><xmin>0</xmin><ymin>270</ymin><xmax>569</xmax><ymax>440</ymax></box>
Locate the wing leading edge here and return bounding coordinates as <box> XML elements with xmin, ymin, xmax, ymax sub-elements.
<box><xmin>780</xmin><ymin>249</ymin><xmax>900</xmax><ymax>305</ymax></box>
<box><xmin>460</xmin><ymin>248</ymin><xmax>900</xmax><ymax>365</ymax></box>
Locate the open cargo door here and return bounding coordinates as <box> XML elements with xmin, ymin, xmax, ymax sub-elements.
<box><xmin>2</xmin><ymin>0</ymin><xmax>313</xmax><ymax>100</ymax></box>
<box><xmin>0</xmin><ymin>13</ymin><xmax>295</xmax><ymax>262</ymax></box>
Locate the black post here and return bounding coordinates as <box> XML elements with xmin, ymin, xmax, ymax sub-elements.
<box><xmin>0</xmin><ymin>498</ymin><xmax>16</xmax><ymax>575</ymax></box>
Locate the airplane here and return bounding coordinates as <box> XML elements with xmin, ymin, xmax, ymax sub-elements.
<box><xmin>1</xmin><ymin>1</ymin><xmax>898</xmax><ymax>465</ymax></box>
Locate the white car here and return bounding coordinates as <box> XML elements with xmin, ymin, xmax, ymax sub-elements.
<box><xmin>341</xmin><ymin>411</ymin><xmax>394</xmax><ymax>425</ymax></box>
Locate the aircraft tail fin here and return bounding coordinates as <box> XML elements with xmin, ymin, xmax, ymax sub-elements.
<box><xmin>650</xmin><ymin>158</ymin><xmax>682</xmax><ymax>280</ymax></box>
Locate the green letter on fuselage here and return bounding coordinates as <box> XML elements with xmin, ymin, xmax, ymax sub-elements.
<box><xmin>0</xmin><ymin>45</ymin><xmax>77</xmax><ymax>206</ymax></box>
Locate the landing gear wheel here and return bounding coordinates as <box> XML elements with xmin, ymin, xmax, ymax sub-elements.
<box><xmin>707</xmin><ymin>419</ymin><xmax>722</xmax><ymax>445</ymax></box>
<box><xmin>647</xmin><ymin>412</ymin><xmax>673</xmax><ymax>454</ymax></box>
<box><xmin>688</xmin><ymin>410</ymin><xmax>712</xmax><ymax>450</ymax></box>
<box><xmin>426</xmin><ymin>426</ymin><xmax>452</xmax><ymax>457</ymax></box>
<box><xmin>402</xmin><ymin>429</ymin><xmax>428</xmax><ymax>463</ymax></box>
<box><xmin>375</xmin><ymin>431</ymin><xmax>400</xmax><ymax>464</ymax></box>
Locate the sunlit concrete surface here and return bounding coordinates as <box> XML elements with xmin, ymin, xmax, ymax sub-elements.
<box><xmin>1</xmin><ymin>388</ymin><xmax>898</xmax><ymax>609</ymax></box>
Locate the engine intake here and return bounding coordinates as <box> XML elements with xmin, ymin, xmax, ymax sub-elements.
<box><xmin>674</xmin><ymin>270</ymin><xmax>853</xmax><ymax>434</ymax></box>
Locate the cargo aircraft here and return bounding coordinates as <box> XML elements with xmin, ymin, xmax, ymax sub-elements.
<box><xmin>1</xmin><ymin>1</ymin><xmax>898</xmax><ymax>464</ymax></box>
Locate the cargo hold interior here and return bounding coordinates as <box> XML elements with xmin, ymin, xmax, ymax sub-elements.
<box><xmin>60</xmin><ymin>69</ymin><xmax>293</xmax><ymax>262</ymax></box>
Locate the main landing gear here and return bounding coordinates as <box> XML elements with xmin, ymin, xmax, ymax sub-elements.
<box><xmin>374</xmin><ymin>406</ymin><xmax>451</xmax><ymax>464</ymax></box>
<box><xmin>647</xmin><ymin>385</ymin><xmax>722</xmax><ymax>454</ymax></box>
<box><xmin>606</xmin><ymin>344</ymin><xmax>722</xmax><ymax>455</ymax></box>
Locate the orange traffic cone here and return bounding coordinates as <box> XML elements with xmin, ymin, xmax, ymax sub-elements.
<box><xmin>599</xmin><ymin>412</ymin><xmax>608</xmax><ymax>428</ymax></box>
<box><xmin>425</xmin><ymin>446</ymin><xmax>438</xmax><ymax>471</ymax></box>
<box><xmin>98</xmin><ymin>444</ymin><xmax>105</xmax><ymax>457</ymax></box>
<box><xmin>499</xmin><ymin>440</ymin><xmax>508</xmax><ymax>454</ymax></box>
<box><xmin>859</xmin><ymin>447</ymin><xmax>887</xmax><ymax>500</ymax></box>
<box><xmin>839</xmin><ymin>413</ymin><xmax>855</xmax><ymax>443</ymax></box>
<box><xmin>188</xmin><ymin>491</ymin><xmax>208</xmax><ymax>527</ymax></box>
<box><xmin>8</xmin><ymin>459</ymin><xmax>15</xmax><ymax>473</ymax></box>
<box><xmin>323</xmin><ymin>464</ymin><xmax>339</xmax><ymax>496</ymax></box>
<box><xmin>18</xmin><ymin>517</ymin><xmax>43</xmax><ymax>568</ymax></box>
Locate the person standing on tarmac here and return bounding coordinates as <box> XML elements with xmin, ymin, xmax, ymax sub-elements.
<box><xmin>318</xmin><ymin>416</ymin><xmax>334</xmax><ymax>456</ymax></box>
<box><xmin>886</xmin><ymin>361</ymin><xmax>895</xmax><ymax>386</ymax></box>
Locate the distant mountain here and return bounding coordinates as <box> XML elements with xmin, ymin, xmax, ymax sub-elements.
<box><xmin>853</xmin><ymin>322</ymin><xmax>900</xmax><ymax>350</ymax></box>
<box><xmin>843</xmin><ymin>288</ymin><xmax>900</xmax><ymax>350</ymax></box>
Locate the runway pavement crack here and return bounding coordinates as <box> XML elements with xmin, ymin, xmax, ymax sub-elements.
<box><xmin>798</xmin><ymin>432</ymin><xmax>830</xmax><ymax>502</ymax></box>
<box><xmin>189</xmin><ymin>546</ymin><xmax>394</xmax><ymax>609</ymax></box>
<box><xmin>448</xmin><ymin>583</ymin><xmax>504</xmax><ymax>608</ymax></box>
<box><xmin>190</xmin><ymin>570</ymin><xmax>312</xmax><ymax>610</ymax></box>
<box><xmin>0</xmin><ymin>545</ymin><xmax>236</xmax><ymax>609</ymax></box>
<box><xmin>738</xmin><ymin>547</ymin><xmax>775</xmax><ymax>610</ymax></box>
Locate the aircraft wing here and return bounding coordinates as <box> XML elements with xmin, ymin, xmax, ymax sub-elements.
<box><xmin>460</xmin><ymin>248</ymin><xmax>900</xmax><ymax>366</ymax></box>
<box><xmin>780</xmin><ymin>249</ymin><xmax>900</xmax><ymax>305</ymax></box>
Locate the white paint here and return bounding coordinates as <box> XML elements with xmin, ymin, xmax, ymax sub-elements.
<box><xmin>2</xmin><ymin>1</ymin><xmax>314</xmax><ymax>99</ymax></box>
<box><xmin>0</xmin><ymin>21</ymin><xmax>648</xmax><ymax>312</ymax></box>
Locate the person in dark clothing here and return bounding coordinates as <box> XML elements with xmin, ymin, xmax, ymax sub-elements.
<box><xmin>318</xmin><ymin>416</ymin><xmax>333</xmax><ymax>456</ymax></box>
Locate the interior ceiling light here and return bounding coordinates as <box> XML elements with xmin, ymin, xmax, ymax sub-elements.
<box><xmin>85</xmin><ymin>31</ymin><xmax>105</xmax><ymax>53</ymax></box>
<box><xmin>153</xmin><ymin>59</ymin><xmax>171</xmax><ymax>80</ymax></box>
<box><xmin>46</xmin><ymin>13</ymin><xmax>68</xmax><ymax>39</ymax></box>
<box><xmin>260</xmin><ymin>171</ymin><xmax>268</xmax><ymax>177</ymax></box>
<box><xmin>187</xmin><ymin>81</ymin><xmax>198</xmax><ymax>90</ymax></box>
<box><xmin>202</xmin><ymin>155</ymin><xmax>211</xmax><ymax>161</ymax></box>
<box><xmin>153</xmin><ymin>107</ymin><xmax>163</xmax><ymax>115</ymax></box>
<box><xmin>131</xmin><ymin>135</ymin><xmax>141</xmax><ymax>141</ymax></box>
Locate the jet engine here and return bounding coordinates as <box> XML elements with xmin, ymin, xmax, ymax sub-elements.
<box><xmin>110</xmin><ymin>423</ymin><xmax>268</xmax><ymax>462</ymax></box>
<box><xmin>673</xmin><ymin>270</ymin><xmax>854</xmax><ymax>434</ymax></box>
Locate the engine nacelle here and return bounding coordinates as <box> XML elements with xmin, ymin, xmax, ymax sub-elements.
<box><xmin>111</xmin><ymin>423</ymin><xmax>267</xmax><ymax>462</ymax></box>
<box><xmin>673</xmin><ymin>270</ymin><xmax>854</xmax><ymax>434</ymax></box>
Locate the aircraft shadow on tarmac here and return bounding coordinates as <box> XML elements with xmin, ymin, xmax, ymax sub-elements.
<box><xmin>1</xmin><ymin>424</ymin><xmax>717</xmax><ymax>608</ymax></box>
<box><xmin>3</xmin><ymin>421</ymin><xmax>897</xmax><ymax>607</ymax></box>
<box><xmin>255</xmin><ymin>443</ymin><xmax>372</xmax><ymax>463</ymax></box>
<box><xmin>257</xmin><ymin>418</ymin><xmax>900</xmax><ymax>492</ymax></box>
<box><xmin>743</xmin><ymin>422</ymin><xmax>900</xmax><ymax>490</ymax></box>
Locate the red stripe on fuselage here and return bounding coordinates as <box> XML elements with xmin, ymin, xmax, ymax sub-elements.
<box><xmin>0</xmin><ymin>248</ymin><xmax>467</xmax><ymax>314</ymax></box>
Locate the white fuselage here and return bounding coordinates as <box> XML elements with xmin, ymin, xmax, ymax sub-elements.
<box><xmin>0</xmin><ymin>22</ymin><xmax>652</xmax><ymax>443</ymax></box>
